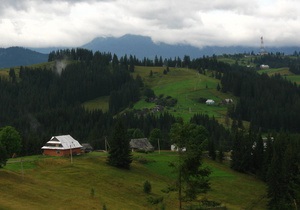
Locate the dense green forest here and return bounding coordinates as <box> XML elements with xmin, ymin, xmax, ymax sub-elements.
<box><xmin>0</xmin><ymin>49</ymin><xmax>300</xmax><ymax>208</ymax></box>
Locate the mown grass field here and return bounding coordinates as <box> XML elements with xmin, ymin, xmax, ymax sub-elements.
<box><xmin>0</xmin><ymin>152</ymin><xmax>267</xmax><ymax>210</ymax></box>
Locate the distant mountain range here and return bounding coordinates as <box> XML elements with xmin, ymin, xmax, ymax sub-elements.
<box><xmin>38</xmin><ymin>34</ymin><xmax>300</xmax><ymax>59</ymax></box>
<box><xmin>2</xmin><ymin>34</ymin><xmax>300</xmax><ymax>69</ymax></box>
<box><xmin>81</xmin><ymin>34</ymin><xmax>300</xmax><ymax>59</ymax></box>
<box><xmin>0</xmin><ymin>47</ymin><xmax>48</xmax><ymax>69</ymax></box>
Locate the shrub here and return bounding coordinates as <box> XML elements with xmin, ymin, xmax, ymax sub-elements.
<box><xmin>143</xmin><ymin>180</ymin><xmax>152</xmax><ymax>194</ymax></box>
<box><xmin>102</xmin><ymin>204</ymin><xmax>107</xmax><ymax>210</ymax></box>
<box><xmin>147</xmin><ymin>196</ymin><xmax>163</xmax><ymax>204</ymax></box>
<box><xmin>90</xmin><ymin>188</ymin><xmax>95</xmax><ymax>198</ymax></box>
<box><xmin>133</xmin><ymin>156</ymin><xmax>154</xmax><ymax>164</ymax></box>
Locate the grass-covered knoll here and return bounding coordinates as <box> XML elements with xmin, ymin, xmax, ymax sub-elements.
<box><xmin>82</xmin><ymin>65</ymin><xmax>235</xmax><ymax>122</ymax></box>
<box><xmin>133</xmin><ymin>66</ymin><xmax>235</xmax><ymax>121</ymax></box>
<box><xmin>1</xmin><ymin>152</ymin><xmax>267</xmax><ymax>210</ymax></box>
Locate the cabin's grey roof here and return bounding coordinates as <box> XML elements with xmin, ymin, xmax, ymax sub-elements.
<box><xmin>130</xmin><ymin>138</ymin><xmax>154</xmax><ymax>152</ymax></box>
<box><xmin>41</xmin><ymin>135</ymin><xmax>82</xmax><ymax>150</ymax></box>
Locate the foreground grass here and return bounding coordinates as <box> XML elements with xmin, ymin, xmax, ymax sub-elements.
<box><xmin>1</xmin><ymin>153</ymin><xmax>176</xmax><ymax>210</ymax></box>
<box><xmin>0</xmin><ymin>152</ymin><xmax>267</xmax><ymax>210</ymax></box>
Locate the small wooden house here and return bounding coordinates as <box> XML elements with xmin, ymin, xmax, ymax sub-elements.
<box><xmin>130</xmin><ymin>138</ymin><xmax>154</xmax><ymax>152</ymax></box>
<box><xmin>81</xmin><ymin>143</ymin><xmax>93</xmax><ymax>153</ymax></box>
<box><xmin>41</xmin><ymin>135</ymin><xmax>82</xmax><ymax>156</ymax></box>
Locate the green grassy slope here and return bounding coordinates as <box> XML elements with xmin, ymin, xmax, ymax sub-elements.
<box><xmin>133</xmin><ymin>66</ymin><xmax>235</xmax><ymax>122</ymax></box>
<box><xmin>83</xmin><ymin>65</ymin><xmax>235</xmax><ymax>122</ymax></box>
<box><xmin>0</xmin><ymin>152</ymin><xmax>267</xmax><ymax>210</ymax></box>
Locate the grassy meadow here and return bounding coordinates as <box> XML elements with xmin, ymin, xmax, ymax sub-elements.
<box><xmin>0</xmin><ymin>152</ymin><xmax>267</xmax><ymax>210</ymax></box>
<box><xmin>81</xmin><ymin>65</ymin><xmax>235</xmax><ymax>122</ymax></box>
<box><xmin>132</xmin><ymin>66</ymin><xmax>234</xmax><ymax>122</ymax></box>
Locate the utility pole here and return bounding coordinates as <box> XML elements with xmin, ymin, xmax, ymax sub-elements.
<box><xmin>158</xmin><ymin>138</ymin><xmax>161</xmax><ymax>154</ymax></box>
<box><xmin>70</xmin><ymin>143</ymin><xmax>73</xmax><ymax>164</ymax></box>
<box><xmin>20</xmin><ymin>158</ymin><xmax>24</xmax><ymax>180</ymax></box>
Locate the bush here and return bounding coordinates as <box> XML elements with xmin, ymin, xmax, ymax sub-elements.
<box><xmin>198</xmin><ymin>97</ymin><xmax>207</xmax><ymax>103</ymax></box>
<box><xmin>90</xmin><ymin>188</ymin><xmax>95</xmax><ymax>198</ymax></box>
<box><xmin>133</xmin><ymin>156</ymin><xmax>154</xmax><ymax>164</ymax></box>
<box><xmin>143</xmin><ymin>88</ymin><xmax>155</xmax><ymax>98</ymax></box>
<box><xmin>161</xmin><ymin>184</ymin><xmax>177</xmax><ymax>193</ymax></box>
<box><xmin>147</xmin><ymin>196</ymin><xmax>163</xmax><ymax>204</ymax></box>
<box><xmin>143</xmin><ymin>180</ymin><xmax>152</xmax><ymax>194</ymax></box>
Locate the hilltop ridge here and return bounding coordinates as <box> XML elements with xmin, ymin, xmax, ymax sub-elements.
<box><xmin>0</xmin><ymin>47</ymin><xmax>48</xmax><ymax>69</ymax></box>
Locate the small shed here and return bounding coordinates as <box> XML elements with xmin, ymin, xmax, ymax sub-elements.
<box><xmin>41</xmin><ymin>135</ymin><xmax>82</xmax><ymax>156</ymax></box>
<box><xmin>206</xmin><ymin>99</ymin><xmax>215</xmax><ymax>105</ymax></box>
<box><xmin>81</xmin><ymin>143</ymin><xmax>93</xmax><ymax>153</ymax></box>
<box><xmin>130</xmin><ymin>138</ymin><xmax>154</xmax><ymax>152</ymax></box>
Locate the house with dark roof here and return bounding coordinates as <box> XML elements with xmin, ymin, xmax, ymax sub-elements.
<box><xmin>41</xmin><ymin>135</ymin><xmax>82</xmax><ymax>156</ymax></box>
<box><xmin>130</xmin><ymin>138</ymin><xmax>154</xmax><ymax>152</ymax></box>
<box><xmin>81</xmin><ymin>143</ymin><xmax>93</xmax><ymax>153</ymax></box>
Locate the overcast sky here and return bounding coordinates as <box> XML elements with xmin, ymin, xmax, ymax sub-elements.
<box><xmin>1</xmin><ymin>0</ymin><xmax>300</xmax><ymax>48</ymax></box>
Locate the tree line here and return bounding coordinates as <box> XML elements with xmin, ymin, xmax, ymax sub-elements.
<box><xmin>230</xmin><ymin>128</ymin><xmax>300</xmax><ymax>209</ymax></box>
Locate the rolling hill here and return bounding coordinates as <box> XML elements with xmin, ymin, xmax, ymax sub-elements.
<box><xmin>0</xmin><ymin>47</ymin><xmax>48</xmax><ymax>69</ymax></box>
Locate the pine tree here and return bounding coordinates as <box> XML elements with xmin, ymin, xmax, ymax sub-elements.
<box><xmin>208</xmin><ymin>138</ymin><xmax>216</xmax><ymax>160</ymax></box>
<box><xmin>252</xmin><ymin>133</ymin><xmax>264</xmax><ymax>176</ymax></box>
<box><xmin>149</xmin><ymin>70</ymin><xmax>153</xmax><ymax>77</ymax></box>
<box><xmin>217</xmin><ymin>83</ymin><xmax>221</xmax><ymax>91</ymax></box>
<box><xmin>170</xmin><ymin>123</ymin><xmax>211</xmax><ymax>208</ymax></box>
<box><xmin>261</xmin><ymin>134</ymin><xmax>273</xmax><ymax>181</ymax></box>
<box><xmin>217</xmin><ymin>146</ymin><xmax>225</xmax><ymax>163</ymax></box>
<box><xmin>267</xmin><ymin>133</ymin><xmax>289</xmax><ymax>210</ymax></box>
<box><xmin>230</xmin><ymin>130</ymin><xmax>243</xmax><ymax>171</ymax></box>
<box><xmin>107</xmin><ymin>120</ymin><xmax>132</xmax><ymax>169</ymax></box>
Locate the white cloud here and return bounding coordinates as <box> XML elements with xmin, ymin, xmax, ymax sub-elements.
<box><xmin>0</xmin><ymin>0</ymin><xmax>300</xmax><ymax>48</ymax></box>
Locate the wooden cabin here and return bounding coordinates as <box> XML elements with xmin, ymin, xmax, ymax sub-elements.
<box><xmin>41</xmin><ymin>135</ymin><xmax>82</xmax><ymax>156</ymax></box>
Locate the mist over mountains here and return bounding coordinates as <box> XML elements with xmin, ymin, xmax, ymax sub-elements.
<box><xmin>2</xmin><ymin>34</ymin><xmax>300</xmax><ymax>68</ymax></box>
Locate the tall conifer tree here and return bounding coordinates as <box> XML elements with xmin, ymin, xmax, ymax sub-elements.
<box><xmin>107</xmin><ymin>120</ymin><xmax>132</xmax><ymax>169</ymax></box>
